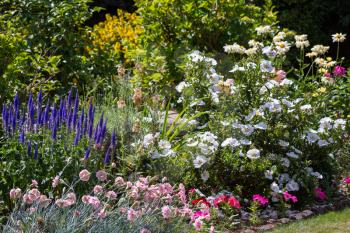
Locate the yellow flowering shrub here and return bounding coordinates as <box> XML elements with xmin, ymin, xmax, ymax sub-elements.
<box><xmin>88</xmin><ymin>10</ymin><xmax>143</xmax><ymax>61</ymax></box>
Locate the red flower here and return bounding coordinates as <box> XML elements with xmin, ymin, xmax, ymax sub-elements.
<box><xmin>192</xmin><ymin>198</ymin><xmax>211</xmax><ymax>207</ymax></box>
<box><xmin>213</xmin><ymin>195</ymin><xmax>229</xmax><ymax>207</ymax></box>
<box><xmin>228</xmin><ymin>196</ymin><xmax>241</xmax><ymax>209</ymax></box>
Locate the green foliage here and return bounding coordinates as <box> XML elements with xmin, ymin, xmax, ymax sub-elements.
<box><xmin>0</xmin><ymin>0</ymin><xmax>101</xmax><ymax>99</ymax></box>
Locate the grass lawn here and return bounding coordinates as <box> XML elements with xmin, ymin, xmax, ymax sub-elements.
<box><xmin>270</xmin><ymin>209</ymin><xmax>350</xmax><ymax>233</ymax></box>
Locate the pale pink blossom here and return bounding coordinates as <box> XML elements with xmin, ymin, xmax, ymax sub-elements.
<box><xmin>23</xmin><ymin>194</ymin><xmax>34</xmax><ymax>204</ymax></box>
<box><xmin>105</xmin><ymin>191</ymin><xmax>117</xmax><ymax>200</ymax></box>
<box><xmin>96</xmin><ymin>170</ymin><xmax>108</xmax><ymax>182</ymax></box>
<box><xmin>28</xmin><ymin>188</ymin><xmax>41</xmax><ymax>202</ymax></box>
<box><xmin>135</xmin><ymin>181</ymin><xmax>148</xmax><ymax>191</ymax></box>
<box><xmin>81</xmin><ymin>195</ymin><xmax>100</xmax><ymax>209</ymax></box>
<box><xmin>130</xmin><ymin>186</ymin><xmax>139</xmax><ymax>199</ymax></box>
<box><xmin>126</xmin><ymin>181</ymin><xmax>133</xmax><ymax>188</ymax></box>
<box><xmin>177</xmin><ymin>183</ymin><xmax>187</xmax><ymax>204</ymax></box>
<box><xmin>79</xmin><ymin>169</ymin><xmax>91</xmax><ymax>182</ymax></box>
<box><xmin>52</xmin><ymin>176</ymin><xmax>60</xmax><ymax>188</ymax></box>
<box><xmin>9</xmin><ymin>188</ymin><xmax>21</xmax><ymax>200</ymax></box>
<box><xmin>98</xmin><ymin>209</ymin><xmax>107</xmax><ymax>219</ymax></box>
<box><xmin>140</xmin><ymin>228</ymin><xmax>151</xmax><ymax>233</ymax></box>
<box><xmin>55</xmin><ymin>199</ymin><xmax>66</xmax><ymax>208</ymax></box>
<box><xmin>38</xmin><ymin>195</ymin><xmax>51</xmax><ymax>208</ymax></box>
<box><xmin>127</xmin><ymin>208</ymin><xmax>137</xmax><ymax>221</ymax></box>
<box><xmin>210</xmin><ymin>225</ymin><xmax>215</xmax><ymax>233</ymax></box>
<box><xmin>161</xmin><ymin>205</ymin><xmax>171</xmax><ymax>219</ymax></box>
<box><xmin>31</xmin><ymin>180</ymin><xmax>38</xmax><ymax>187</ymax></box>
<box><xmin>275</xmin><ymin>69</ymin><xmax>286</xmax><ymax>81</ymax></box>
<box><xmin>115</xmin><ymin>177</ymin><xmax>125</xmax><ymax>186</ymax></box>
<box><xmin>29</xmin><ymin>207</ymin><xmax>37</xmax><ymax>214</ymax></box>
<box><xmin>159</xmin><ymin>183</ymin><xmax>173</xmax><ymax>195</ymax></box>
<box><xmin>73</xmin><ymin>210</ymin><xmax>81</xmax><ymax>217</ymax></box>
<box><xmin>93</xmin><ymin>185</ymin><xmax>103</xmax><ymax>194</ymax></box>
<box><xmin>193</xmin><ymin>218</ymin><xmax>203</xmax><ymax>231</ymax></box>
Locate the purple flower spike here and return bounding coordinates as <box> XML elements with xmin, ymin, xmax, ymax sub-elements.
<box><xmin>67</xmin><ymin>88</ymin><xmax>73</xmax><ymax>110</ymax></box>
<box><xmin>28</xmin><ymin>93</ymin><xmax>35</xmax><ymax>126</ymax></box>
<box><xmin>94</xmin><ymin>124</ymin><xmax>100</xmax><ymax>143</ymax></box>
<box><xmin>74</xmin><ymin>121</ymin><xmax>81</xmax><ymax>146</ymax></box>
<box><xmin>88</xmin><ymin>97</ymin><xmax>94</xmax><ymax>121</ymax></box>
<box><xmin>104</xmin><ymin>146</ymin><xmax>111</xmax><ymax>164</ymax></box>
<box><xmin>11</xmin><ymin>106</ymin><xmax>16</xmax><ymax>132</ymax></box>
<box><xmin>98</xmin><ymin>119</ymin><xmax>108</xmax><ymax>145</ymax></box>
<box><xmin>2</xmin><ymin>105</ymin><xmax>7</xmax><ymax>130</ymax></box>
<box><xmin>19</xmin><ymin>130</ymin><xmax>25</xmax><ymax>144</ymax></box>
<box><xmin>37</xmin><ymin>90</ymin><xmax>43</xmax><ymax>124</ymax></box>
<box><xmin>84</xmin><ymin>146</ymin><xmax>91</xmax><ymax>160</ymax></box>
<box><xmin>82</xmin><ymin>112</ymin><xmax>88</xmax><ymax>136</ymax></box>
<box><xmin>20</xmin><ymin>113</ymin><xmax>26</xmax><ymax>128</ymax></box>
<box><xmin>43</xmin><ymin>100</ymin><xmax>50</xmax><ymax>124</ymax></box>
<box><xmin>111</xmin><ymin>129</ymin><xmax>116</xmax><ymax>148</ymax></box>
<box><xmin>67</xmin><ymin>109</ymin><xmax>73</xmax><ymax>131</ymax></box>
<box><xmin>72</xmin><ymin>92</ymin><xmax>79</xmax><ymax>128</ymax></box>
<box><xmin>78</xmin><ymin>107</ymin><xmax>85</xmax><ymax>131</ymax></box>
<box><xmin>52</xmin><ymin>121</ymin><xmax>58</xmax><ymax>140</ymax></box>
<box><xmin>14</xmin><ymin>93</ymin><xmax>20</xmax><ymax>119</ymax></box>
<box><xmin>27</xmin><ymin>140</ymin><xmax>32</xmax><ymax>156</ymax></box>
<box><xmin>34</xmin><ymin>143</ymin><xmax>39</xmax><ymax>160</ymax></box>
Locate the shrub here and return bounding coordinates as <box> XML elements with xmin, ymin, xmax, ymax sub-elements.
<box><xmin>0</xmin><ymin>0</ymin><xmax>101</xmax><ymax>98</ymax></box>
<box><xmin>88</xmin><ymin>10</ymin><xmax>143</xmax><ymax>63</ymax></box>
<box><xmin>131</xmin><ymin>0</ymin><xmax>278</xmax><ymax>91</ymax></box>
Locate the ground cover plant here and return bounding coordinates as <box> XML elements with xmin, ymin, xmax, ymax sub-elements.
<box><xmin>1</xmin><ymin>0</ymin><xmax>350</xmax><ymax>232</ymax></box>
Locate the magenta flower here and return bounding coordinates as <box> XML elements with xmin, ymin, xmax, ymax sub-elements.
<box><xmin>314</xmin><ymin>188</ymin><xmax>327</xmax><ymax>201</ymax></box>
<box><xmin>253</xmin><ymin>194</ymin><xmax>269</xmax><ymax>205</ymax></box>
<box><xmin>333</xmin><ymin>66</ymin><xmax>346</xmax><ymax>77</ymax></box>
<box><xmin>344</xmin><ymin>177</ymin><xmax>350</xmax><ymax>184</ymax></box>
<box><xmin>283</xmin><ymin>191</ymin><xmax>298</xmax><ymax>203</ymax></box>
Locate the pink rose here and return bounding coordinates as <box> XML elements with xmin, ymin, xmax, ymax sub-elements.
<box><xmin>159</xmin><ymin>183</ymin><xmax>173</xmax><ymax>195</ymax></box>
<box><xmin>55</xmin><ymin>199</ymin><xmax>65</xmax><ymax>207</ymax></box>
<box><xmin>66</xmin><ymin>193</ymin><xmax>76</xmax><ymax>203</ymax></box>
<box><xmin>28</xmin><ymin>189</ymin><xmax>41</xmax><ymax>201</ymax></box>
<box><xmin>275</xmin><ymin>69</ymin><xmax>286</xmax><ymax>81</ymax></box>
<box><xmin>127</xmin><ymin>208</ymin><xmax>137</xmax><ymax>221</ymax></box>
<box><xmin>9</xmin><ymin>188</ymin><xmax>21</xmax><ymax>200</ymax></box>
<box><xmin>193</xmin><ymin>218</ymin><xmax>203</xmax><ymax>231</ymax></box>
<box><xmin>38</xmin><ymin>195</ymin><xmax>51</xmax><ymax>208</ymax></box>
<box><xmin>93</xmin><ymin>185</ymin><xmax>103</xmax><ymax>194</ymax></box>
<box><xmin>83</xmin><ymin>195</ymin><xmax>99</xmax><ymax>208</ymax></box>
<box><xmin>98</xmin><ymin>209</ymin><xmax>107</xmax><ymax>219</ymax></box>
<box><xmin>31</xmin><ymin>180</ymin><xmax>38</xmax><ymax>187</ymax></box>
<box><xmin>210</xmin><ymin>225</ymin><xmax>215</xmax><ymax>233</ymax></box>
<box><xmin>52</xmin><ymin>176</ymin><xmax>60</xmax><ymax>188</ymax></box>
<box><xmin>82</xmin><ymin>195</ymin><xmax>90</xmax><ymax>204</ymax></box>
<box><xmin>126</xmin><ymin>181</ymin><xmax>133</xmax><ymax>188</ymax></box>
<box><xmin>161</xmin><ymin>205</ymin><xmax>171</xmax><ymax>219</ymax></box>
<box><xmin>115</xmin><ymin>177</ymin><xmax>125</xmax><ymax>186</ymax></box>
<box><xmin>79</xmin><ymin>169</ymin><xmax>91</xmax><ymax>182</ymax></box>
<box><xmin>105</xmin><ymin>191</ymin><xmax>117</xmax><ymax>200</ymax></box>
<box><xmin>96</xmin><ymin>170</ymin><xmax>107</xmax><ymax>182</ymax></box>
<box><xmin>140</xmin><ymin>228</ymin><xmax>151</xmax><ymax>233</ymax></box>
